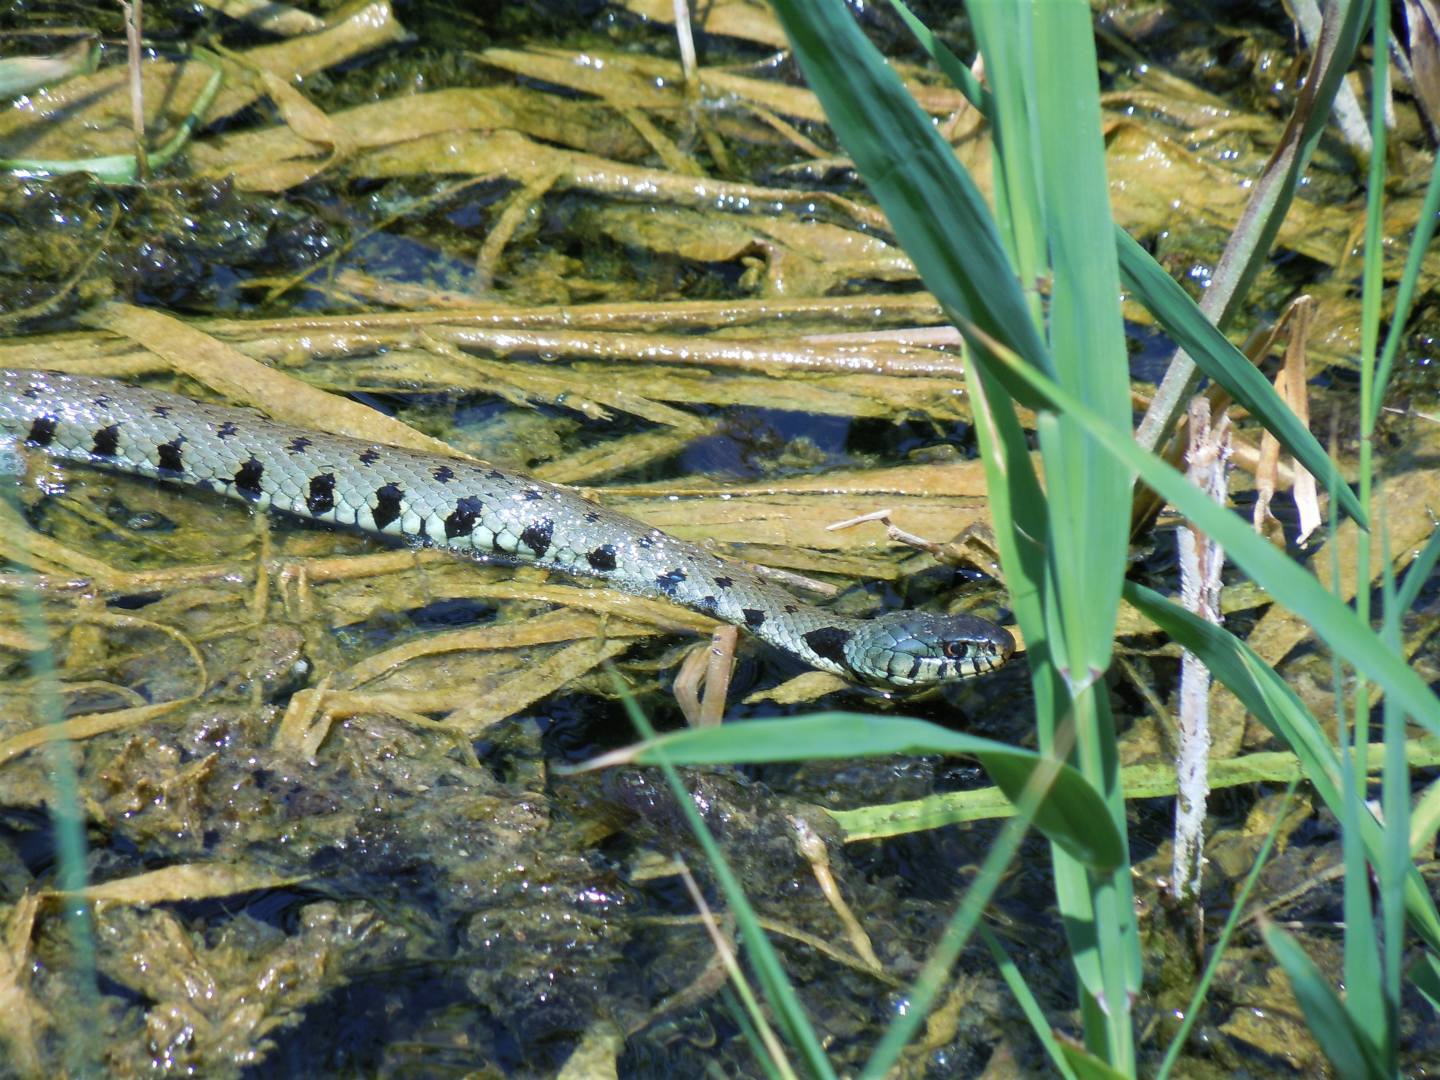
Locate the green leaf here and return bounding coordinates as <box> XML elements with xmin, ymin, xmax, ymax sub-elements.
<box><xmin>595</xmin><ymin>713</ymin><xmax>1123</xmax><ymax>872</ymax></box>
<box><xmin>972</xmin><ymin>332</ymin><xmax>1440</xmax><ymax>735</ymax></box>
<box><xmin>883</xmin><ymin>0</ymin><xmax>1364</xmax><ymax>529</ymax></box>
<box><xmin>1058</xmin><ymin>1044</ymin><xmax>1134</xmax><ymax>1080</ymax></box>
<box><xmin>1408</xmin><ymin>951</ymin><xmax>1440</xmax><ymax>1013</ymax></box>
<box><xmin>1029</xmin><ymin>1</ymin><xmax>1132</xmax><ymax>677</ymax></box>
<box><xmin>1114</xmin><ymin>231</ymin><xmax>1365</xmax><ymax>527</ymax></box>
<box><xmin>768</xmin><ymin>0</ymin><xmax>1049</xmax><ymax>376</ymax></box>
<box><xmin>980</xmin><ymin>925</ymin><xmax>1080</xmax><ymax>1080</ymax></box>
<box><xmin>606</xmin><ymin>674</ymin><xmax>833</xmax><ymax>1078</ymax></box>
<box><xmin>1126</xmin><ymin>582</ymin><xmax>1440</xmax><ymax>953</ymax></box>
<box><xmin>1395</xmin><ymin>524</ymin><xmax>1440</xmax><ymax>615</ymax></box>
<box><xmin>1261</xmin><ymin>920</ymin><xmax>1390</xmax><ymax>1079</ymax></box>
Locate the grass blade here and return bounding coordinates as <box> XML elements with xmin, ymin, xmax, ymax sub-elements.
<box><xmin>1126</xmin><ymin>582</ymin><xmax>1440</xmax><ymax>952</ymax></box>
<box><xmin>604</xmin><ymin>672</ymin><xmax>836</xmax><ymax>1078</ymax></box>
<box><xmin>1115</xmin><ymin>231</ymin><xmax>1364</xmax><ymax>527</ymax></box>
<box><xmin>882</xmin><ymin>0</ymin><xmax>1364</xmax><ymax>527</ymax></box>
<box><xmin>769</xmin><ymin>0</ymin><xmax>1049</xmax><ymax>376</ymax></box>
<box><xmin>979</xmin><ymin>924</ymin><xmax>1079</xmax><ymax>1080</ymax></box>
<box><xmin>1260</xmin><ymin>919</ymin><xmax>1389</xmax><ymax>1078</ymax></box>
<box><xmin>575</xmin><ymin>712</ymin><xmax>1123</xmax><ymax>871</ymax></box>
<box><xmin>1156</xmin><ymin>781</ymin><xmax>1300</xmax><ymax>1079</ymax></box>
<box><xmin>971</xmin><ymin>329</ymin><xmax>1440</xmax><ymax>734</ymax></box>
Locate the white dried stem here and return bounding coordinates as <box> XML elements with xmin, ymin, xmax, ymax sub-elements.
<box><xmin>1172</xmin><ymin>397</ymin><xmax>1232</xmax><ymax>902</ymax></box>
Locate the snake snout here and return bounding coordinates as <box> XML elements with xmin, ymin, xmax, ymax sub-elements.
<box><xmin>988</xmin><ymin>623</ymin><xmax>1017</xmax><ymax>664</ymax></box>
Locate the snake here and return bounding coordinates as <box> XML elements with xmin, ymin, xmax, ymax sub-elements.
<box><xmin>0</xmin><ymin>369</ymin><xmax>1014</xmax><ymax>688</ymax></box>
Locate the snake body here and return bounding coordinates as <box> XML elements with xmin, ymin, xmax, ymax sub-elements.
<box><xmin>0</xmin><ymin>370</ymin><xmax>1013</xmax><ymax>687</ymax></box>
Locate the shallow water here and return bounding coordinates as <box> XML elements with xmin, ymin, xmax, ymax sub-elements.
<box><xmin>0</xmin><ymin>1</ymin><xmax>1437</xmax><ymax>1076</ymax></box>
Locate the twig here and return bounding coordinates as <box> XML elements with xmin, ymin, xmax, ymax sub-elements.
<box><xmin>1171</xmin><ymin>398</ymin><xmax>1231</xmax><ymax>916</ymax></box>
<box><xmin>120</xmin><ymin>0</ymin><xmax>147</xmax><ymax>181</ymax></box>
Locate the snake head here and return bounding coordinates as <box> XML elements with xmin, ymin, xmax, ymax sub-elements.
<box><xmin>844</xmin><ymin>610</ymin><xmax>1015</xmax><ymax>688</ymax></box>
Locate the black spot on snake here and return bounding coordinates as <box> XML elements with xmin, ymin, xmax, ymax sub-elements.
<box><xmin>91</xmin><ymin>424</ymin><xmax>120</xmax><ymax>457</ymax></box>
<box><xmin>587</xmin><ymin>544</ymin><xmax>617</xmax><ymax>572</ymax></box>
<box><xmin>522</xmin><ymin>488</ymin><xmax>543</xmax><ymax>502</ymax></box>
<box><xmin>156</xmin><ymin>438</ymin><xmax>184</xmax><ymax>475</ymax></box>
<box><xmin>583</xmin><ymin>510</ymin><xmax>600</xmax><ymax>523</ymax></box>
<box><xmin>234</xmin><ymin>456</ymin><xmax>265</xmax><ymax>500</ymax></box>
<box><xmin>432</xmin><ymin>465</ymin><xmax>456</xmax><ymax>484</ymax></box>
<box><xmin>698</xmin><ymin>595</ymin><xmax>718</xmax><ymax>613</ymax></box>
<box><xmin>373</xmin><ymin>484</ymin><xmax>404</xmax><ymax>530</ymax></box>
<box><xmin>714</xmin><ymin>575</ymin><xmax>734</xmax><ymax>590</ymax></box>
<box><xmin>307</xmin><ymin>473</ymin><xmax>336</xmax><ymax>515</ymax></box>
<box><xmin>25</xmin><ymin>416</ymin><xmax>56</xmax><ymax>447</ymax></box>
<box><xmin>444</xmin><ymin>496</ymin><xmax>483</xmax><ymax>539</ymax></box>
<box><xmin>152</xmin><ymin>404</ymin><xmax>171</xmax><ymax>418</ymax></box>
<box><xmin>743</xmin><ymin>608</ymin><xmax>766</xmax><ymax>628</ymax></box>
<box><xmin>286</xmin><ymin>436</ymin><xmax>313</xmax><ymax>454</ymax></box>
<box><xmin>637</xmin><ymin>534</ymin><xmax>655</xmax><ymax>549</ymax></box>
<box><xmin>655</xmin><ymin>568</ymin><xmax>686</xmax><ymax>595</ymax></box>
<box><xmin>783</xmin><ymin>604</ymin><xmax>798</xmax><ymax>614</ymax></box>
<box><xmin>487</xmin><ymin>469</ymin><xmax>506</xmax><ymax>481</ymax></box>
<box><xmin>521</xmin><ymin>518</ymin><xmax>553</xmax><ymax>557</ymax></box>
<box><xmin>217</xmin><ymin>421</ymin><xmax>239</xmax><ymax>439</ymax></box>
<box><xmin>358</xmin><ymin>448</ymin><xmax>381</xmax><ymax>467</ymax></box>
<box><xmin>803</xmin><ymin>626</ymin><xmax>853</xmax><ymax>667</ymax></box>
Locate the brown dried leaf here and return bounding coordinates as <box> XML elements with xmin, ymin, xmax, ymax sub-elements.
<box><xmin>0</xmin><ymin>699</ymin><xmax>189</xmax><ymax>768</ymax></box>
<box><xmin>1405</xmin><ymin>0</ymin><xmax>1440</xmax><ymax>132</ymax></box>
<box><xmin>0</xmin><ymin>893</ymin><xmax>47</xmax><ymax>1075</ymax></box>
<box><xmin>0</xmin><ymin>1</ymin><xmax>406</xmax><ymax>160</ymax></box>
<box><xmin>617</xmin><ymin>0</ymin><xmax>788</xmax><ymax>48</ymax></box>
<box><xmin>198</xmin><ymin>0</ymin><xmax>326</xmax><ymax>36</ymax></box>
<box><xmin>444</xmin><ymin>637</ymin><xmax>635</xmax><ymax>737</ymax></box>
<box><xmin>80</xmin><ymin>302</ymin><xmax>471</xmax><ymax>458</ymax></box>
<box><xmin>60</xmin><ymin>863</ymin><xmax>306</xmax><ymax>904</ymax></box>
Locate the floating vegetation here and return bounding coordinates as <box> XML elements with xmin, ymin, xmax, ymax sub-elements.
<box><xmin>0</xmin><ymin>0</ymin><xmax>1436</xmax><ymax>1075</ymax></box>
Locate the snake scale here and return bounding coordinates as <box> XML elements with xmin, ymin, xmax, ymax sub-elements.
<box><xmin>0</xmin><ymin>369</ymin><xmax>1014</xmax><ymax>687</ymax></box>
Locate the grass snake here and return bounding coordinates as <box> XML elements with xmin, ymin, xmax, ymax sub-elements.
<box><xmin>1</xmin><ymin>369</ymin><xmax>1014</xmax><ymax>687</ymax></box>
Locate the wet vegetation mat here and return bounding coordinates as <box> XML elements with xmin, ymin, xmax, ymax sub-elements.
<box><xmin>0</xmin><ymin>0</ymin><xmax>1437</xmax><ymax>1076</ymax></box>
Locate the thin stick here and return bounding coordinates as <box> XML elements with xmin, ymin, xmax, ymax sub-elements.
<box><xmin>120</xmin><ymin>0</ymin><xmax>148</xmax><ymax>180</ymax></box>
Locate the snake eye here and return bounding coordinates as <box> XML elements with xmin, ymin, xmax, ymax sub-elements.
<box><xmin>943</xmin><ymin>641</ymin><xmax>969</xmax><ymax>660</ymax></box>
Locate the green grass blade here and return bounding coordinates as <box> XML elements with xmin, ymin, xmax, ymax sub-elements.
<box><xmin>978</xmin><ymin>924</ymin><xmax>1079</xmax><ymax>1080</ymax></box>
<box><xmin>1261</xmin><ymin>919</ymin><xmax>1390</xmax><ymax>1079</ymax></box>
<box><xmin>1338</xmin><ymin>718</ymin><xmax>1385</xmax><ymax>1049</ymax></box>
<box><xmin>3</xmin><ymin>443</ymin><xmax>100</xmax><ymax>1075</ymax></box>
<box><xmin>1058</xmin><ymin>1046</ymin><xmax>1134</xmax><ymax>1080</ymax></box>
<box><xmin>1409</xmin><ymin>951</ymin><xmax>1440</xmax><ymax>1012</ymax></box>
<box><xmin>827</xmin><ymin>743</ymin><xmax>1440</xmax><ymax>839</ymax></box>
<box><xmin>859</xmin><ymin>715</ymin><xmax>1081</xmax><ymax>1077</ymax></box>
<box><xmin>580</xmin><ymin>712</ymin><xmax>1123</xmax><ymax>871</ymax></box>
<box><xmin>878</xmin><ymin>0</ymin><xmax>1364</xmax><ymax>528</ymax></box>
<box><xmin>966</xmin><ymin>3</ymin><xmax>1044</xmax><ymax>307</ymax></box>
<box><xmin>1030</xmin><ymin>0</ymin><xmax>1132</xmax><ymax>678</ymax></box>
<box><xmin>1379</xmin><ymin>536</ymin><xmax>1409</xmax><ymax>1061</ymax></box>
<box><xmin>1115</xmin><ymin>231</ymin><xmax>1364</xmax><ymax>527</ymax></box>
<box><xmin>973</xmin><ymin>332</ymin><xmax>1440</xmax><ymax>733</ymax></box>
<box><xmin>1126</xmin><ymin>582</ymin><xmax>1440</xmax><ymax>953</ymax></box>
<box><xmin>605</xmin><ymin>674</ymin><xmax>836</xmax><ymax>1078</ymax></box>
<box><xmin>1156</xmin><ymin>780</ymin><xmax>1300</xmax><ymax>1079</ymax></box>
<box><xmin>768</xmin><ymin>0</ymin><xmax>1049</xmax><ymax>373</ymax></box>
<box><xmin>1372</xmin><ymin>152</ymin><xmax>1440</xmax><ymax>421</ymax></box>
<box><xmin>1395</xmin><ymin>524</ymin><xmax>1440</xmax><ymax>614</ymax></box>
